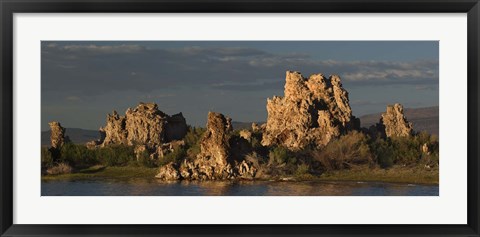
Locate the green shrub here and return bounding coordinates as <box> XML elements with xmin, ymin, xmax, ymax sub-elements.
<box><xmin>420</xmin><ymin>152</ymin><xmax>439</xmax><ymax>168</ymax></box>
<box><xmin>186</xmin><ymin>143</ymin><xmax>201</xmax><ymax>160</ymax></box>
<box><xmin>158</xmin><ymin>147</ymin><xmax>187</xmax><ymax>166</ymax></box>
<box><xmin>295</xmin><ymin>163</ymin><xmax>310</xmax><ymax>176</ymax></box>
<box><xmin>312</xmin><ymin>131</ymin><xmax>373</xmax><ymax>171</ymax></box>
<box><xmin>135</xmin><ymin>150</ymin><xmax>156</xmax><ymax>168</ymax></box>
<box><xmin>183</xmin><ymin>126</ymin><xmax>205</xmax><ymax>160</ymax></box>
<box><xmin>268</xmin><ymin>146</ymin><xmax>290</xmax><ymax>165</ymax></box>
<box><xmin>251</xmin><ymin>136</ymin><xmax>261</xmax><ymax>149</ymax></box>
<box><xmin>96</xmin><ymin>144</ymin><xmax>135</xmax><ymax>167</ymax></box>
<box><xmin>184</xmin><ymin>126</ymin><xmax>206</xmax><ymax>147</ymax></box>
<box><xmin>369</xmin><ymin>131</ymin><xmax>440</xmax><ymax>168</ymax></box>
<box><xmin>369</xmin><ymin>138</ymin><xmax>394</xmax><ymax>168</ymax></box>
<box><xmin>41</xmin><ymin>147</ymin><xmax>54</xmax><ymax>168</ymax></box>
<box><xmin>59</xmin><ymin>143</ymin><xmax>99</xmax><ymax>167</ymax></box>
<box><xmin>390</xmin><ymin>136</ymin><xmax>422</xmax><ymax>166</ymax></box>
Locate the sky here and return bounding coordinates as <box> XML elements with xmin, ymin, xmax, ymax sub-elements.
<box><xmin>41</xmin><ymin>41</ymin><xmax>439</xmax><ymax>131</ymax></box>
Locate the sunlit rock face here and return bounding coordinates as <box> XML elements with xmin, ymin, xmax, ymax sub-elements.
<box><xmin>49</xmin><ymin>121</ymin><xmax>68</xmax><ymax>149</ymax></box>
<box><xmin>156</xmin><ymin>112</ymin><xmax>256</xmax><ymax>181</ymax></box>
<box><xmin>87</xmin><ymin>102</ymin><xmax>188</xmax><ymax>159</ymax></box>
<box><xmin>379</xmin><ymin>103</ymin><xmax>413</xmax><ymax>137</ymax></box>
<box><xmin>96</xmin><ymin>102</ymin><xmax>187</xmax><ymax>148</ymax></box>
<box><xmin>178</xmin><ymin>112</ymin><xmax>237</xmax><ymax>180</ymax></box>
<box><xmin>262</xmin><ymin>71</ymin><xmax>359</xmax><ymax>150</ymax></box>
<box><xmin>197</xmin><ymin>112</ymin><xmax>232</xmax><ymax>168</ymax></box>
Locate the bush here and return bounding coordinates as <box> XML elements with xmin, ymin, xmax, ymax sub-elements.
<box><xmin>183</xmin><ymin>126</ymin><xmax>205</xmax><ymax>160</ymax></box>
<box><xmin>369</xmin><ymin>138</ymin><xmax>394</xmax><ymax>168</ymax></box>
<box><xmin>184</xmin><ymin>126</ymin><xmax>206</xmax><ymax>147</ymax></box>
<box><xmin>312</xmin><ymin>131</ymin><xmax>373</xmax><ymax>171</ymax></box>
<box><xmin>41</xmin><ymin>147</ymin><xmax>54</xmax><ymax>168</ymax></box>
<box><xmin>369</xmin><ymin>131</ymin><xmax>440</xmax><ymax>168</ymax></box>
<box><xmin>390</xmin><ymin>136</ymin><xmax>422</xmax><ymax>166</ymax></box>
<box><xmin>420</xmin><ymin>152</ymin><xmax>439</xmax><ymax>168</ymax></box>
<box><xmin>249</xmin><ymin>132</ymin><xmax>269</xmax><ymax>157</ymax></box>
<box><xmin>135</xmin><ymin>150</ymin><xmax>156</xmax><ymax>168</ymax></box>
<box><xmin>251</xmin><ymin>136</ymin><xmax>261</xmax><ymax>149</ymax></box>
<box><xmin>59</xmin><ymin>143</ymin><xmax>99</xmax><ymax>167</ymax></box>
<box><xmin>158</xmin><ymin>146</ymin><xmax>187</xmax><ymax>166</ymax></box>
<box><xmin>268</xmin><ymin>146</ymin><xmax>296</xmax><ymax>165</ymax></box>
<box><xmin>186</xmin><ymin>144</ymin><xmax>201</xmax><ymax>160</ymax></box>
<box><xmin>295</xmin><ymin>163</ymin><xmax>310</xmax><ymax>176</ymax></box>
<box><xmin>95</xmin><ymin>145</ymin><xmax>135</xmax><ymax>167</ymax></box>
<box><xmin>46</xmin><ymin>162</ymin><xmax>73</xmax><ymax>175</ymax></box>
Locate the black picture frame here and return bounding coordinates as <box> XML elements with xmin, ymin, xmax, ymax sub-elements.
<box><xmin>1</xmin><ymin>0</ymin><xmax>479</xmax><ymax>236</ymax></box>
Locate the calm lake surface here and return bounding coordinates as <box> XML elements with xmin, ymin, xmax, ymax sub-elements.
<box><xmin>42</xmin><ymin>179</ymin><xmax>438</xmax><ymax>196</ymax></box>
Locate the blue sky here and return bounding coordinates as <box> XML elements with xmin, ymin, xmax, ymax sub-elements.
<box><xmin>41</xmin><ymin>41</ymin><xmax>439</xmax><ymax>131</ymax></box>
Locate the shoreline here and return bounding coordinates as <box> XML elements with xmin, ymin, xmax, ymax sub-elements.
<box><xmin>41</xmin><ymin>165</ymin><xmax>439</xmax><ymax>185</ymax></box>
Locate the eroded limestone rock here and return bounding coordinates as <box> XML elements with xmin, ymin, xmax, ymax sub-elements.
<box><xmin>155</xmin><ymin>162</ymin><xmax>180</xmax><ymax>180</ymax></box>
<box><xmin>156</xmin><ymin>112</ymin><xmax>256</xmax><ymax>181</ymax></box>
<box><xmin>262</xmin><ymin>71</ymin><xmax>359</xmax><ymax>150</ymax></box>
<box><xmin>49</xmin><ymin>121</ymin><xmax>68</xmax><ymax>149</ymax></box>
<box><xmin>88</xmin><ymin>102</ymin><xmax>187</xmax><ymax>157</ymax></box>
<box><xmin>421</xmin><ymin>143</ymin><xmax>431</xmax><ymax>155</ymax></box>
<box><xmin>86</xmin><ymin>127</ymin><xmax>106</xmax><ymax>149</ymax></box>
<box><xmin>239</xmin><ymin>129</ymin><xmax>252</xmax><ymax>142</ymax></box>
<box><xmin>380</xmin><ymin>103</ymin><xmax>413</xmax><ymax>137</ymax></box>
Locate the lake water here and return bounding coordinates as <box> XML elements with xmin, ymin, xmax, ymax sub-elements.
<box><xmin>42</xmin><ymin>179</ymin><xmax>438</xmax><ymax>196</ymax></box>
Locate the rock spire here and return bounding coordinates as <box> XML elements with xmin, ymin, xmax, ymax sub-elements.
<box><xmin>262</xmin><ymin>71</ymin><xmax>359</xmax><ymax>150</ymax></box>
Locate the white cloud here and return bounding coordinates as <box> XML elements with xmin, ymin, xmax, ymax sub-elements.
<box><xmin>65</xmin><ymin>96</ymin><xmax>81</xmax><ymax>101</ymax></box>
<box><xmin>58</xmin><ymin>44</ymin><xmax>145</xmax><ymax>54</ymax></box>
<box><xmin>42</xmin><ymin>43</ymin><xmax>439</xmax><ymax>95</ymax></box>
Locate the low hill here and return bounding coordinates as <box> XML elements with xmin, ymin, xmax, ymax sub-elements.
<box><xmin>359</xmin><ymin>106</ymin><xmax>439</xmax><ymax>136</ymax></box>
<box><xmin>231</xmin><ymin>121</ymin><xmax>264</xmax><ymax>130</ymax></box>
<box><xmin>41</xmin><ymin>128</ymin><xmax>100</xmax><ymax>146</ymax></box>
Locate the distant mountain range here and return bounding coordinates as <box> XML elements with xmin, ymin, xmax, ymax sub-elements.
<box><xmin>231</xmin><ymin>121</ymin><xmax>263</xmax><ymax>130</ymax></box>
<box><xmin>41</xmin><ymin>128</ymin><xmax>101</xmax><ymax>146</ymax></box>
<box><xmin>41</xmin><ymin>106</ymin><xmax>439</xmax><ymax>146</ymax></box>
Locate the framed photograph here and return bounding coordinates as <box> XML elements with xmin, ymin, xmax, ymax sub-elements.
<box><xmin>1</xmin><ymin>0</ymin><xmax>479</xmax><ymax>236</ymax></box>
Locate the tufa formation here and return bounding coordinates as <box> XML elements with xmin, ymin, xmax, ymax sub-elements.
<box><xmin>156</xmin><ymin>112</ymin><xmax>256</xmax><ymax>181</ymax></box>
<box><xmin>87</xmin><ymin>102</ymin><xmax>188</xmax><ymax>159</ymax></box>
<box><xmin>262</xmin><ymin>71</ymin><xmax>359</xmax><ymax>150</ymax></box>
<box><xmin>381</xmin><ymin>103</ymin><xmax>413</xmax><ymax>137</ymax></box>
<box><xmin>48</xmin><ymin>71</ymin><xmax>421</xmax><ymax>181</ymax></box>
<box><xmin>48</xmin><ymin>121</ymin><xmax>68</xmax><ymax>149</ymax></box>
<box><xmin>370</xmin><ymin>103</ymin><xmax>413</xmax><ymax>138</ymax></box>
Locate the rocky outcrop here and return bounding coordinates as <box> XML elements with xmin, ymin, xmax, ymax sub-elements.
<box><xmin>378</xmin><ymin>103</ymin><xmax>413</xmax><ymax>137</ymax></box>
<box><xmin>85</xmin><ymin>128</ymin><xmax>106</xmax><ymax>149</ymax></box>
<box><xmin>421</xmin><ymin>143</ymin><xmax>430</xmax><ymax>155</ymax></box>
<box><xmin>98</xmin><ymin>102</ymin><xmax>188</xmax><ymax>148</ymax></box>
<box><xmin>155</xmin><ymin>162</ymin><xmax>180</xmax><ymax>181</ymax></box>
<box><xmin>88</xmin><ymin>102</ymin><xmax>187</xmax><ymax>159</ymax></box>
<box><xmin>239</xmin><ymin>129</ymin><xmax>252</xmax><ymax>142</ymax></box>
<box><xmin>49</xmin><ymin>121</ymin><xmax>68</xmax><ymax>149</ymax></box>
<box><xmin>165</xmin><ymin>113</ymin><xmax>188</xmax><ymax>141</ymax></box>
<box><xmin>262</xmin><ymin>71</ymin><xmax>359</xmax><ymax>150</ymax></box>
<box><xmin>198</xmin><ymin>112</ymin><xmax>232</xmax><ymax>167</ymax></box>
<box><xmin>156</xmin><ymin>112</ymin><xmax>257</xmax><ymax>181</ymax></box>
<box><xmin>251</xmin><ymin>123</ymin><xmax>266</xmax><ymax>133</ymax></box>
<box><xmin>177</xmin><ymin>112</ymin><xmax>235</xmax><ymax>180</ymax></box>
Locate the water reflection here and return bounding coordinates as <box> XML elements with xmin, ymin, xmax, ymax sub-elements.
<box><xmin>42</xmin><ymin>179</ymin><xmax>439</xmax><ymax>196</ymax></box>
